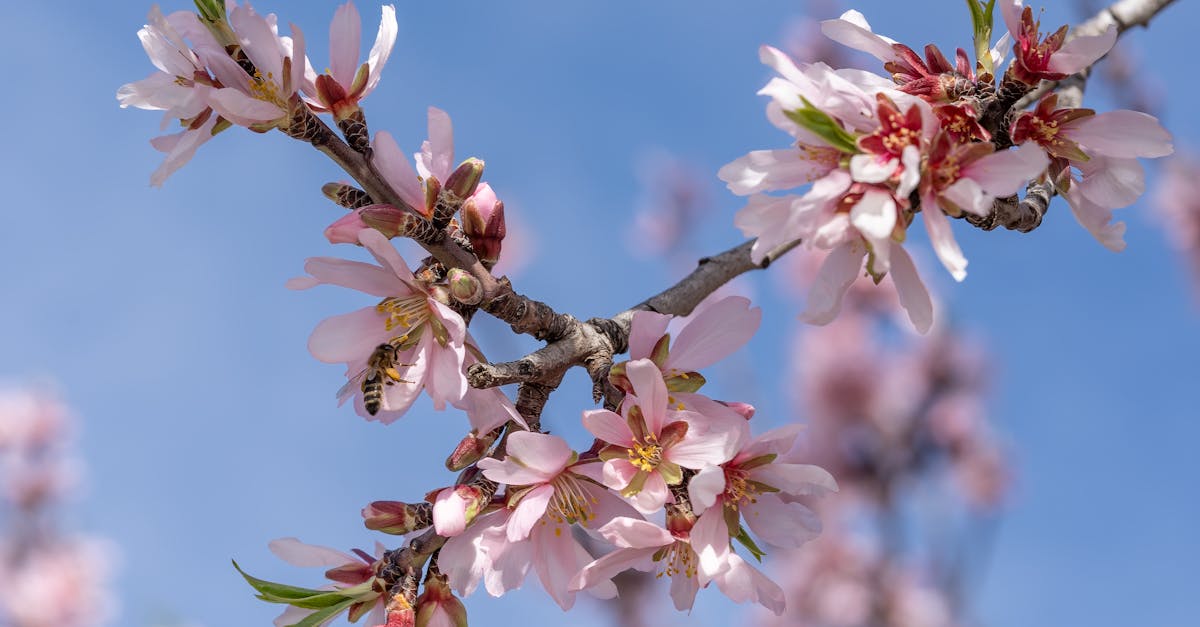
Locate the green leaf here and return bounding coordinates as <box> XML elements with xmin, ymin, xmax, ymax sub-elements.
<box><xmin>733</xmin><ymin>526</ymin><xmax>767</xmax><ymax>563</ymax></box>
<box><xmin>232</xmin><ymin>561</ymin><xmax>372</xmax><ymax>609</ymax></box>
<box><xmin>783</xmin><ymin>102</ymin><xmax>859</xmax><ymax>154</ymax></box>
<box><xmin>233</xmin><ymin>561</ymin><xmax>329</xmax><ymax>603</ymax></box>
<box><xmin>290</xmin><ymin>597</ymin><xmax>359</xmax><ymax>627</ymax></box>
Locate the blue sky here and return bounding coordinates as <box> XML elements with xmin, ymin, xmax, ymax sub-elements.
<box><xmin>1</xmin><ymin>1</ymin><xmax>1198</xmax><ymax>626</ymax></box>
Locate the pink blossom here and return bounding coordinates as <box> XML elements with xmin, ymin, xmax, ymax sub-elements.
<box><xmin>626</xmin><ymin>295</ymin><xmax>761</xmax><ymax>386</ymax></box>
<box><xmin>687</xmin><ymin>425</ymin><xmax>837</xmax><ymax>577</ymax></box>
<box><xmin>570</xmin><ymin>516</ymin><xmax>786</xmax><ymax>614</ymax></box>
<box><xmin>201</xmin><ymin>4</ymin><xmax>308</xmax><ymax>129</ymax></box>
<box><xmin>305</xmin><ymin>2</ymin><xmax>397</xmax><ymax>119</ymax></box>
<box><xmin>288</xmin><ymin>228</ymin><xmax>468</xmax><ymax>422</ymax></box>
<box><xmin>999</xmin><ymin>0</ymin><xmax>1117</xmax><ymax>82</ymax></box>
<box><xmin>1011</xmin><ymin>93</ymin><xmax>1172</xmax><ymax>250</ymax></box>
<box><xmin>117</xmin><ymin>8</ymin><xmax>216</xmax><ymax>124</ymax></box>
<box><xmin>370</xmin><ymin>108</ymin><xmax>456</xmax><ymax>216</ymax></box>
<box><xmin>117</xmin><ymin>7</ymin><xmax>225</xmax><ymax>185</ymax></box>
<box><xmin>920</xmin><ymin>136</ymin><xmax>1050</xmax><ymax>280</ymax></box>
<box><xmin>472</xmin><ymin>432</ymin><xmax>634</xmax><ymax>609</ymax></box>
<box><xmin>583</xmin><ymin>360</ymin><xmax>741</xmax><ymax>513</ymax></box>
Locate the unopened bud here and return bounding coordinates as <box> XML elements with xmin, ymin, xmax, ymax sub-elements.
<box><xmin>461</xmin><ymin>183</ymin><xmax>506</xmax><ymax>265</ymax></box>
<box><xmin>359</xmin><ymin>204</ymin><xmax>410</xmax><ymax>238</ymax></box>
<box><xmin>422</xmin><ymin>176</ymin><xmax>441</xmax><ymax>220</ymax></box>
<box><xmin>362</xmin><ymin>500</ymin><xmax>430</xmax><ymax>535</ymax></box>
<box><xmin>322</xmin><ymin>182</ymin><xmax>373</xmax><ymax>209</ymax></box>
<box><xmin>445</xmin><ymin>429</ymin><xmax>496</xmax><ymax>471</ymax></box>
<box><xmin>416</xmin><ymin>572</ymin><xmax>468</xmax><ymax>627</ymax></box>
<box><xmin>431</xmin><ymin>484</ymin><xmax>488</xmax><ymax>536</ymax></box>
<box><xmin>446</xmin><ymin>269</ymin><xmax>483</xmax><ymax>306</ymax></box>
<box><xmin>444</xmin><ymin>158</ymin><xmax>485</xmax><ymax>201</ymax></box>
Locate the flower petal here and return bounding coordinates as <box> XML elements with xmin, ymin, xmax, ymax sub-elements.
<box><xmin>689</xmin><ymin>468</ymin><xmax>726</xmax><ymax>518</ymax></box>
<box><xmin>820</xmin><ymin>10</ymin><xmax>899</xmax><ymax>62</ymax></box>
<box><xmin>799</xmin><ymin>241</ymin><xmax>866</xmax><ymax>326</ymax></box>
<box><xmin>669</xmin><ymin>296</ymin><xmax>761</xmax><ymax>372</ymax></box>
<box><xmin>506</xmin><ymin>432</ymin><xmax>574</xmax><ymax>476</ymax></box>
<box><xmin>508</xmin><ymin>484</ymin><xmax>554</xmax><ymax>542</ymax></box>
<box><xmin>268</xmin><ymin>537</ymin><xmax>354</xmax><ymax>567</ymax></box>
<box><xmin>582</xmin><ymin>409</ymin><xmax>634</xmax><ymax>447</ymax></box>
<box><xmin>371</xmin><ymin>131</ymin><xmax>425</xmax><ymax>212</ymax></box>
<box><xmin>328</xmin><ymin>1</ymin><xmax>362</xmax><ymax>89</ymax></box>
<box><xmin>922</xmin><ymin>198</ymin><xmax>968</xmax><ymax>282</ymax></box>
<box><xmin>625</xmin><ymin>359</ymin><xmax>669</xmax><ymax>434</ymax></box>
<box><xmin>743</xmin><ymin>493</ymin><xmax>822</xmax><ymax>548</ymax></box>
<box><xmin>964</xmin><ymin>142</ymin><xmax>1049</xmax><ymax>197</ymax></box>
<box><xmin>596</xmin><ymin>517</ymin><xmax>673</xmax><ymax>549</ymax></box>
<box><xmin>719</xmin><ymin>149</ymin><xmax>833</xmax><ymax>195</ymax></box>
<box><xmin>627</xmin><ymin>310</ymin><xmax>672</xmax><ymax>361</ymax></box>
<box><xmin>308</xmin><ymin>307</ymin><xmax>385</xmax><ymax>364</ymax></box>
<box><xmin>1047</xmin><ymin>25</ymin><xmax>1117</xmax><ymax>75</ymax></box>
<box><xmin>887</xmin><ymin>243</ymin><xmax>934</xmax><ymax>334</ymax></box>
<box><xmin>1071</xmin><ymin>110</ymin><xmax>1173</xmax><ymax>158</ymax></box>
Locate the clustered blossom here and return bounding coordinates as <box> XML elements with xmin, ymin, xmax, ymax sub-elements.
<box><xmin>116</xmin><ymin>1</ymin><xmax>1169</xmax><ymax>625</ymax></box>
<box><xmin>0</xmin><ymin>388</ymin><xmax>117</xmax><ymax>627</ymax></box>
<box><xmin>721</xmin><ymin>2</ymin><xmax>1172</xmax><ymax>332</ymax></box>
<box><xmin>118</xmin><ymin>1</ymin><xmax>398</xmax><ymax>186</ymax></box>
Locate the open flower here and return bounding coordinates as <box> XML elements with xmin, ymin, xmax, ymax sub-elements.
<box><xmin>999</xmin><ymin>0</ymin><xmax>1116</xmax><ymax>83</ymax></box>
<box><xmin>583</xmin><ymin>360</ymin><xmax>740</xmax><ymax>513</ymax></box>
<box><xmin>472</xmin><ymin>432</ymin><xmax>633</xmax><ymax>609</ymax></box>
<box><xmin>201</xmin><ymin>3</ymin><xmax>308</xmax><ymax>130</ymax></box>
<box><xmin>305</xmin><ymin>2</ymin><xmax>397</xmax><ymax>120</ymax></box>
<box><xmin>1012</xmin><ymin>93</ymin><xmax>1173</xmax><ymax>250</ymax></box>
<box><xmin>570</xmin><ymin>516</ymin><xmax>787</xmax><ymax>614</ymax></box>
<box><xmin>288</xmin><ymin>228</ymin><xmax>468</xmax><ymax>422</ymax></box>
<box><xmin>687</xmin><ymin>424</ymin><xmax>837</xmax><ymax>579</ymax></box>
<box><xmin>117</xmin><ymin>7</ymin><xmax>227</xmax><ymax>185</ymax></box>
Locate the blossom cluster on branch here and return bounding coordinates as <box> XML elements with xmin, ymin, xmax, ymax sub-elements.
<box><xmin>0</xmin><ymin>387</ymin><xmax>116</xmax><ymax>627</ymax></box>
<box><xmin>114</xmin><ymin>0</ymin><xmax>1177</xmax><ymax>625</ymax></box>
<box><xmin>722</xmin><ymin>2</ymin><xmax>1171</xmax><ymax>331</ymax></box>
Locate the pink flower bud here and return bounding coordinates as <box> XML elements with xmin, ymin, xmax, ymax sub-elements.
<box><xmin>461</xmin><ymin>183</ymin><xmax>506</xmax><ymax>265</ymax></box>
<box><xmin>443</xmin><ymin>158</ymin><xmax>485</xmax><ymax>201</ymax></box>
<box><xmin>359</xmin><ymin>204</ymin><xmax>412</xmax><ymax>238</ymax></box>
<box><xmin>445</xmin><ymin>429</ymin><xmax>496</xmax><ymax>471</ymax></box>
<box><xmin>446</xmin><ymin>268</ymin><xmax>483</xmax><ymax>306</ymax></box>
<box><xmin>362</xmin><ymin>500</ymin><xmax>425</xmax><ymax>535</ymax></box>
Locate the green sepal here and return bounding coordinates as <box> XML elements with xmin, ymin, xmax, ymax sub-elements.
<box><xmin>784</xmin><ymin>100</ymin><xmax>859</xmax><ymax>154</ymax></box>
<box><xmin>193</xmin><ymin>0</ymin><xmax>226</xmax><ymax>23</ymax></box>
<box><xmin>966</xmin><ymin>0</ymin><xmax>998</xmax><ymax>74</ymax></box>
<box><xmin>649</xmin><ymin>333</ymin><xmax>672</xmax><ymax>367</ymax></box>
<box><xmin>665</xmin><ymin>372</ymin><xmax>706</xmax><ymax>394</ymax></box>
<box><xmin>658</xmin><ymin>461</ymin><xmax>683</xmax><ymax>486</ymax></box>
<box><xmin>733</xmin><ymin>526</ymin><xmax>767</xmax><ymax>563</ymax></box>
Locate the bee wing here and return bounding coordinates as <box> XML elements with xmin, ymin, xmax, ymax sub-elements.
<box><xmin>336</xmin><ymin>367</ymin><xmax>369</xmax><ymax>406</ymax></box>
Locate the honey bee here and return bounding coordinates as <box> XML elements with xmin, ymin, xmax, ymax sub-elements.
<box><xmin>338</xmin><ymin>343</ymin><xmax>414</xmax><ymax>415</ymax></box>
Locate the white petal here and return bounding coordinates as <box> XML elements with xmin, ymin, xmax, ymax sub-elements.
<box><xmin>887</xmin><ymin>243</ymin><xmax>934</xmax><ymax>333</ymax></box>
<box><xmin>799</xmin><ymin>242</ymin><xmax>865</xmax><ymax>326</ymax></box>
<box><xmin>820</xmin><ymin>10</ymin><xmax>899</xmax><ymax>62</ymax></box>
